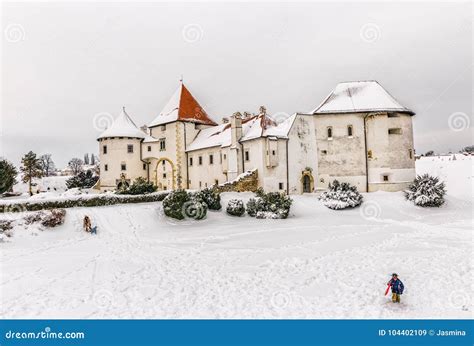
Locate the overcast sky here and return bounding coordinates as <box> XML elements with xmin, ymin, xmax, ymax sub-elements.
<box><xmin>1</xmin><ymin>1</ymin><xmax>472</xmax><ymax>167</ymax></box>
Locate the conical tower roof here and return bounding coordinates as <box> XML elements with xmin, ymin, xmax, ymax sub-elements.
<box><xmin>97</xmin><ymin>107</ymin><xmax>146</xmax><ymax>140</ymax></box>
<box><xmin>149</xmin><ymin>83</ymin><xmax>217</xmax><ymax>127</ymax></box>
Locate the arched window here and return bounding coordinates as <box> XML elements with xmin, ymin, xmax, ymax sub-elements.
<box><xmin>327</xmin><ymin>127</ymin><xmax>333</xmax><ymax>139</ymax></box>
<box><xmin>347</xmin><ymin>125</ymin><xmax>353</xmax><ymax>137</ymax></box>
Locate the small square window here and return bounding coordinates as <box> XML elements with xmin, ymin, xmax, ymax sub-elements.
<box><xmin>121</xmin><ymin>164</ymin><xmax>126</xmax><ymax>171</ymax></box>
<box><xmin>388</xmin><ymin>128</ymin><xmax>402</xmax><ymax>135</ymax></box>
<box><xmin>321</xmin><ymin>150</ymin><xmax>327</xmax><ymax>155</ymax></box>
<box><xmin>147</xmin><ymin>146</ymin><xmax>151</xmax><ymax>152</ymax></box>
<box><xmin>279</xmin><ymin>182</ymin><xmax>284</xmax><ymax>190</ymax></box>
<box><xmin>127</xmin><ymin>144</ymin><xmax>133</xmax><ymax>153</ymax></box>
<box><xmin>383</xmin><ymin>175</ymin><xmax>389</xmax><ymax>182</ymax></box>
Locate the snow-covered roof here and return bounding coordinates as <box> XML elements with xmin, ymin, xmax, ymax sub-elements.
<box><xmin>148</xmin><ymin>83</ymin><xmax>217</xmax><ymax>127</ymax></box>
<box><xmin>312</xmin><ymin>81</ymin><xmax>414</xmax><ymax>115</ymax></box>
<box><xmin>97</xmin><ymin>108</ymin><xmax>146</xmax><ymax>140</ymax></box>
<box><xmin>186</xmin><ymin>113</ymin><xmax>295</xmax><ymax>152</ymax></box>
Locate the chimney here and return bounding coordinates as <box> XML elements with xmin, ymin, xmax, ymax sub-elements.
<box><xmin>230</xmin><ymin>112</ymin><xmax>243</xmax><ymax>146</ymax></box>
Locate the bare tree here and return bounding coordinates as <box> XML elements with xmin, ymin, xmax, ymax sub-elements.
<box><xmin>68</xmin><ymin>158</ymin><xmax>84</xmax><ymax>175</ymax></box>
<box><xmin>39</xmin><ymin>154</ymin><xmax>56</xmax><ymax>176</ymax></box>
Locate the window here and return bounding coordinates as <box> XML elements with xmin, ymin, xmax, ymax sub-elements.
<box><xmin>409</xmin><ymin>149</ymin><xmax>413</xmax><ymax>159</ymax></box>
<box><xmin>162</xmin><ymin>160</ymin><xmax>165</xmax><ymax>166</ymax></box>
<box><xmin>198</xmin><ymin>156</ymin><xmax>203</xmax><ymax>165</ymax></box>
<box><xmin>327</xmin><ymin>127</ymin><xmax>333</xmax><ymax>139</ymax></box>
<box><xmin>215</xmin><ymin>179</ymin><xmax>219</xmax><ymax>185</ymax></box>
<box><xmin>163</xmin><ymin>173</ymin><xmax>166</xmax><ymax>179</ymax></box>
<box><xmin>245</xmin><ymin>150</ymin><xmax>250</xmax><ymax>161</ymax></box>
<box><xmin>383</xmin><ymin>175</ymin><xmax>389</xmax><ymax>182</ymax></box>
<box><xmin>199</xmin><ymin>181</ymin><xmax>202</xmax><ymax>188</ymax></box>
<box><xmin>147</xmin><ymin>146</ymin><xmax>151</xmax><ymax>152</ymax></box>
<box><xmin>279</xmin><ymin>182</ymin><xmax>284</xmax><ymax>190</ymax></box>
<box><xmin>347</xmin><ymin>125</ymin><xmax>353</xmax><ymax>137</ymax></box>
<box><xmin>189</xmin><ymin>157</ymin><xmax>193</xmax><ymax>166</ymax></box>
<box><xmin>321</xmin><ymin>150</ymin><xmax>327</xmax><ymax>155</ymax></box>
<box><xmin>103</xmin><ymin>145</ymin><xmax>107</xmax><ymax>154</ymax></box>
<box><xmin>272</xmin><ymin>150</ymin><xmax>276</xmax><ymax>156</ymax></box>
<box><xmin>388</xmin><ymin>112</ymin><xmax>399</xmax><ymax>118</ymax></box>
<box><xmin>159</xmin><ymin>138</ymin><xmax>166</xmax><ymax>150</ymax></box>
<box><xmin>388</xmin><ymin>128</ymin><xmax>402</xmax><ymax>135</ymax></box>
<box><xmin>223</xmin><ymin>154</ymin><xmax>226</xmax><ymax>160</ymax></box>
<box><xmin>104</xmin><ymin>164</ymin><xmax>108</xmax><ymax>171</ymax></box>
<box><xmin>161</xmin><ymin>125</ymin><xmax>166</xmax><ymax>131</ymax></box>
<box><xmin>127</xmin><ymin>144</ymin><xmax>133</xmax><ymax>153</ymax></box>
<box><xmin>209</xmin><ymin>154</ymin><xmax>214</xmax><ymax>164</ymax></box>
<box><xmin>121</xmin><ymin>163</ymin><xmax>126</xmax><ymax>171</ymax></box>
<box><xmin>367</xmin><ymin>150</ymin><xmax>373</xmax><ymax>159</ymax></box>
<box><xmin>143</xmin><ymin>163</ymin><xmax>147</xmax><ymax>170</ymax></box>
<box><xmin>205</xmin><ymin>182</ymin><xmax>208</xmax><ymax>188</ymax></box>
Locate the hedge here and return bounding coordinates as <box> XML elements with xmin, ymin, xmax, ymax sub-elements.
<box><xmin>0</xmin><ymin>192</ymin><xmax>169</xmax><ymax>213</ymax></box>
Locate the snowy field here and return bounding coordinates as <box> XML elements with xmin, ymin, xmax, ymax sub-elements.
<box><xmin>0</xmin><ymin>156</ymin><xmax>472</xmax><ymax>319</ymax></box>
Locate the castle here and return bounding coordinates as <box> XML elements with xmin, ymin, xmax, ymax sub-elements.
<box><xmin>97</xmin><ymin>80</ymin><xmax>416</xmax><ymax>194</ymax></box>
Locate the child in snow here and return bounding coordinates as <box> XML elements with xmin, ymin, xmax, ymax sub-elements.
<box><xmin>83</xmin><ymin>216</ymin><xmax>91</xmax><ymax>233</ymax></box>
<box><xmin>90</xmin><ymin>226</ymin><xmax>97</xmax><ymax>235</ymax></box>
<box><xmin>387</xmin><ymin>273</ymin><xmax>404</xmax><ymax>303</ymax></box>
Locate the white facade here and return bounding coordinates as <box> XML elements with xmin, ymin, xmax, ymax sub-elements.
<box><xmin>97</xmin><ymin>81</ymin><xmax>416</xmax><ymax>194</ymax></box>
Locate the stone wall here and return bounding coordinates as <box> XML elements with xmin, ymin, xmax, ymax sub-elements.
<box><xmin>216</xmin><ymin>169</ymin><xmax>259</xmax><ymax>193</ymax></box>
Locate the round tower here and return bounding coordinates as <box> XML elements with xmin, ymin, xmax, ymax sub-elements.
<box><xmin>97</xmin><ymin>107</ymin><xmax>147</xmax><ymax>191</ymax></box>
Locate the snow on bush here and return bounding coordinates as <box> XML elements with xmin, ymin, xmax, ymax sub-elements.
<box><xmin>66</xmin><ymin>170</ymin><xmax>99</xmax><ymax>189</ymax></box>
<box><xmin>194</xmin><ymin>187</ymin><xmax>222</xmax><ymax>211</ymax></box>
<box><xmin>117</xmin><ymin>177</ymin><xmax>157</xmax><ymax>195</ymax></box>
<box><xmin>162</xmin><ymin>190</ymin><xmax>207</xmax><ymax>220</ymax></box>
<box><xmin>226</xmin><ymin>199</ymin><xmax>245</xmax><ymax>217</ymax></box>
<box><xmin>24</xmin><ymin>211</ymin><xmax>45</xmax><ymax>224</ymax></box>
<box><xmin>405</xmin><ymin>174</ymin><xmax>446</xmax><ymax>207</ymax></box>
<box><xmin>319</xmin><ymin>180</ymin><xmax>363</xmax><ymax>210</ymax></box>
<box><xmin>246</xmin><ymin>188</ymin><xmax>292</xmax><ymax>219</ymax></box>
<box><xmin>41</xmin><ymin>209</ymin><xmax>66</xmax><ymax>228</ymax></box>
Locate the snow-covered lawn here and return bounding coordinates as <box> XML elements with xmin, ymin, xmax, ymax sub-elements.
<box><xmin>0</xmin><ymin>157</ymin><xmax>472</xmax><ymax>319</ymax></box>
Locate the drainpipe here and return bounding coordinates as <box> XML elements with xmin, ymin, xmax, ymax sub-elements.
<box><xmin>183</xmin><ymin>122</ymin><xmax>189</xmax><ymax>189</ymax></box>
<box><xmin>286</xmin><ymin>139</ymin><xmax>289</xmax><ymax>195</ymax></box>
<box><xmin>363</xmin><ymin>114</ymin><xmax>369</xmax><ymax>192</ymax></box>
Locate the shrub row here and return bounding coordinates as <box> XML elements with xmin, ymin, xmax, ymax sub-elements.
<box><xmin>0</xmin><ymin>192</ymin><xmax>168</xmax><ymax>213</ymax></box>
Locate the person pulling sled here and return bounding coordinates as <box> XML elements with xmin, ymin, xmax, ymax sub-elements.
<box><xmin>386</xmin><ymin>273</ymin><xmax>404</xmax><ymax>303</ymax></box>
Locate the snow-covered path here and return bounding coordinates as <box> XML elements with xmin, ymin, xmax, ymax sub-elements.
<box><xmin>0</xmin><ymin>190</ymin><xmax>471</xmax><ymax>319</ymax></box>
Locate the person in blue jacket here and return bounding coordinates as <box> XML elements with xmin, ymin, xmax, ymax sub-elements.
<box><xmin>388</xmin><ymin>273</ymin><xmax>404</xmax><ymax>303</ymax></box>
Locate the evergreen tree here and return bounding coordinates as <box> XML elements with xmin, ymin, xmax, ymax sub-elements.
<box><xmin>84</xmin><ymin>153</ymin><xmax>90</xmax><ymax>165</ymax></box>
<box><xmin>405</xmin><ymin>174</ymin><xmax>446</xmax><ymax>207</ymax></box>
<box><xmin>0</xmin><ymin>159</ymin><xmax>18</xmax><ymax>194</ymax></box>
<box><xmin>20</xmin><ymin>151</ymin><xmax>43</xmax><ymax>196</ymax></box>
<box><xmin>90</xmin><ymin>154</ymin><xmax>96</xmax><ymax>165</ymax></box>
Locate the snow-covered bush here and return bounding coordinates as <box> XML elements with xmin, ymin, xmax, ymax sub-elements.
<box><xmin>162</xmin><ymin>190</ymin><xmax>207</xmax><ymax>220</ymax></box>
<box><xmin>405</xmin><ymin>174</ymin><xmax>446</xmax><ymax>207</ymax></box>
<box><xmin>117</xmin><ymin>177</ymin><xmax>157</xmax><ymax>195</ymax></box>
<box><xmin>226</xmin><ymin>199</ymin><xmax>245</xmax><ymax>216</ymax></box>
<box><xmin>319</xmin><ymin>180</ymin><xmax>363</xmax><ymax>210</ymax></box>
<box><xmin>24</xmin><ymin>211</ymin><xmax>45</xmax><ymax>224</ymax></box>
<box><xmin>66</xmin><ymin>170</ymin><xmax>99</xmax><ymax>189</ymax></box>
<box><xmin>0</xmin><ymin>220</ymin><xmax>12</xmax><ymax>232</ymax></box>
<box><xmin>246</xmin><ymin>188</ymin><xmax>292</xmax><ymax>219</ymax></box>
<box><xmin>195</xmin><ymin>187</ymin><xmax>221</xmax><ymax>210</ymax></box>
<box><xmin>41</xmin><ymin>209</ymin><xmax>66</xmax><ymax>228</ymax></box>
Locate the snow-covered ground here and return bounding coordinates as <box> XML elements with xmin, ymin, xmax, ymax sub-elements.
<box><xmin>0</xmin><ymin>156</ymin><xmax>472</xmax><ymax>319</ymax></box>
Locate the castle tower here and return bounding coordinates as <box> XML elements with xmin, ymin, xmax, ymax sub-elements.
<box><xmin>143</xmin><ymin>83</ymin><xmax>217</xmax><ymax>190</ymax></box>
<box><xmin>97</xmin><ymin>107</ymin><xmax>147</xmax><ymax>191</ymax></box>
